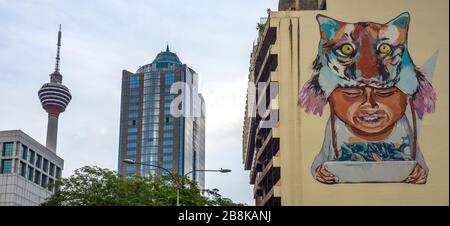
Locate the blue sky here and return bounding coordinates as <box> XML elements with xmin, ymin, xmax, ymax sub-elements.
<box><xmin>0</xmin><ymin>0</ymin><xmax>278</xmax><ymax>205</ymax></box>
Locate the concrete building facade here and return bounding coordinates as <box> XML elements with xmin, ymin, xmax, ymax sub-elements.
<box><xmin>0</xmin><ymin>130</ymin><xmax>63</xmax><ymax>206</ymax></box>
<box><xmin>243</xmin><ymin>0</ymin><xmax>448</xmax><ymax>205</ymax></box>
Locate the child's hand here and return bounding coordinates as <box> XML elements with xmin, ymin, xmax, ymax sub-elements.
<box><xmin>405</xmin><ymin>164</ymin><xmax>427</xmax><ymax>184</ymax></box>
<box><xmin>315</xmin><ymin>164</ymin><xmax>339</xmax><ymax>184</ymax></box>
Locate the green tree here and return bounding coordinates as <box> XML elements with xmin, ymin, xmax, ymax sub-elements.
<box><xmin>41</xmin><ymin>166</ymin><xmax>243</xmax><ymax>206</ymax></box>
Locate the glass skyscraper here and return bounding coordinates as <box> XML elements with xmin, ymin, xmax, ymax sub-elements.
<box><xmin>118</xmin><ymin>46</ymin><xmax>205</xmax><ymax>188</ymax></box>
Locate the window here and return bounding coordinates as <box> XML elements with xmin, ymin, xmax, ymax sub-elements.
<box><xmin>28</xmin><ymin>166</ymin><xmax>34</xmax><ymax>181</ymax></box>
<box><xmin>43</xmin><ymin>159</ymin><xmax>49</xmax><ymax>173</ymax></box>
<box><xmin>129</xmin><ymin>98</ymin><xmax>139</xmax><ymax>103</ymax></box>
<box><xmin>34</xmin><ymin>170</ymin><xmax>41</xmax><ymax>184</ymax></box>
<box><xmin>1</xmin><ymin>159</ymin><xmax>12</xmax><ymax>173</ymax></box>
<box><xmin>164</xmin><ymin>87</ymin><xmax>171</xmax><ymax>93</ymax></box>
<box><xmin>164</xmin><ymin>95</ymin><xmax>174</xmax><ymax>100</ymax></box>
<box><xmin>19</xmin><ymin>161</ymin><xmax>26</xmax><ymax>177</ymax></box>
<box><xmin>20</xmin><ymin>144</ymin><xmax>28</xmax><ymax>160</ymax></box>
<box><xmin>127</xmin><ymin>150</ymin><xmax>137</xmax><ymax>156</ymax></box>
<box><xmin>129</xmin><ymin>76</ymin><xmax>140</xmax><ymax>88</ymax></box>
<box><xmin>163</xmin><ymin>133</ymin><xmax>173</xmax><ymax>138</ymax></box>
<box><xmin>127</xmin><ymin>143</ymin><xmax>137</xmax><ymax>148</ymax></box>
<box><xmin>162</xmin><ymin>163</ymin><xmax>173</xmax><ymax>169</ymax></box>
<box><xmin>49</xmin><ymin>163</ymin><xmax>55</xmax><ymax>177</ymax></box>
<box><xmin>127</xmin><ymin>135</ymin><xmax>137</xmax><ymax>141</ymax></box>
<box><xmin>128</xmin><ymin>120</ymin><xmax>138</xmax><ymax>126</ymax></box>
<box><xmin>129</xmin><ymin>90</ymin><xmax>139</xmax><ymax>96</ymax></box>
<box><xmin>126</xmin><ymin>165</ymin><xmax>136</xmax><ymax>171</ymax></box>
<box><xmin>163</xmin><ymin>125</ymin><xmax>173</xmax><ymax>130</ymax></box>
<box><xmin>2</xmin><ymin>142</ymin><xmax>13</xmax><ymax>157</ymax></box>
<box><xmin>128</xmin><ymin>112</ymin><xmax>138</xmax><ymax>118</ymax></box>
<box><xmin>35</xmin><ymin>154</ymin><xmax>42</xmax><ymax>169</ymax></box>
<box><xmin>128</xmin><ymin>105</ymin><xmax>139</xmax><ymax>111</ymax></box>
<box><xmin>165</xmin><ymin>117</ymin><xmax>174</xmax><ymax>123</ymax></box>
<box><xmin>128</xmin><ymin>128</ymin><xmax>138</xmax><ymax>133</ymax></box>
<box><xmin>163</xmin><ymin>148</ymin><xmax>173</xmax><ymax>153</ymax></box>
<box><xmin>48</xmin><ymin>178</ymin><xmax>54</xmax><ymax>192</ymax></box>
<box><xmin>28</xmin><ymin>150</ymin><xmax>35</xmax><ymax>164</ymax></box>
<box><xmin>56</xmin><ymin>167</ymin><xmax>61</xmax><ymax>179</ymax></box>
<box><xmin>164</xmin><ymin>110</ymin><xmax>172</xmax><ymax>115</ymax></box>
<box><xmin>163</xmin><ymin>155</ymin><xmax>173</xmax><ymax>161</ymax></box>
<box><xmin>163</xmin><ymin>140</ymin><xmax>173</xmax><ymax>146</ymax></box>
<box><xmin>165</xmin><ymin>73</ymin><xmax>175</xmax><ymax>85</ymax></box>
<box><xmin>41</xmin><ymin>174</ymin><xmax>48</xmax><ymax>188</ymax></box>
<box><xmin>164</xmin><ymin>102</ymin><xmax>171</xmax><ymax>108</ymax></box>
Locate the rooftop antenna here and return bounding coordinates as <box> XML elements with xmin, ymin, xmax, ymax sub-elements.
<box><xmin>54</xmin><ymin>24</ymin><xmax>62</xmax><ymax>74</ymax></box>
<box><xmin>166</xmin><ymin>43</ymin><xmax>170</xmax><ymax>52</ymax></box>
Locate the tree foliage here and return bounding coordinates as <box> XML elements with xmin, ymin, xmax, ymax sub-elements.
<box><xmin>41</xmin><ymin>166</ymin><xmax>243</xmax><ymax>206</ymax></box>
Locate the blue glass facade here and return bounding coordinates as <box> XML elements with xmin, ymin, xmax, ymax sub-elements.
<box><xmin>118</xmin><ymin>47</ymin><xmax>205</xmax><ymax>188</ymax></box>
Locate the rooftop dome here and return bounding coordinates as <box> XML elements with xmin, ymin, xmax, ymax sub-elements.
<box><xmin>151</xmin><ymin>45</ymin><xmax>182</xmax><ymax>68</ymax></box>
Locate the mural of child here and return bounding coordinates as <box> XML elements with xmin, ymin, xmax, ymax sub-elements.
<box><xmin>298</xmin><ymin>13</ymin><xmax>436</xmax><ymax>184</ymax></box>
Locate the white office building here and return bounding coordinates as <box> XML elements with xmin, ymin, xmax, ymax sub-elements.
<box><xmin>0</xmin><ymin>130</ymin><xmax>63</xmax><ymax>206</ymax></box>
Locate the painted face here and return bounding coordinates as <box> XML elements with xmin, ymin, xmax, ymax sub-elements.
<box><xmin>329</xmin><ymin>86</ymin><xmax>407</xmax><ymax>137</ymax></box>
<box><xmin>299</xmin><ymin>13</ymin><xmax>436</xmax><ymax>120</ymax></box>
<box><xmin>316</xmin><ymin>13</ymin><xmax>411</xmax><ymax>89</ymax></box>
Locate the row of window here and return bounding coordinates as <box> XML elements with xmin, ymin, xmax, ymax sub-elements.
<box><xmin>127</xmin><ymin>138</ymin><xmax>173</xmax><ymax>148</ymax></box>
<box><xmin>128</xmin><ymin>105</ymin><xmax>139</xmax><ymax>111</ymax></box>
<box><xmin>128</xmin><ymin>112</ymin><xmax>138</xmax><ymax>118</ymax></box>
<box><xmin>127</xmin><ymin>143</ymin><xmax>137</xmax><ymax>148</ymax></box>
<box><xmin>128</xmin><ymin>128</ymin><xmax>138</xmax><ymax>133</ymax></box>
<box><xmin>163</xmin><ymin>133</ymin><xmax>173</xmax><ymax>138</ymax></box>
<box><xmin>127</xmin><ymin>135</ymin><xmax>137</xmax><ymax>141</ymax></box>
<box><xmin>131</xmin><ymin>95</ymin><xmax>165</xmax><ymax>103</ymax></box>
<box><xmin>2</xmin><ymin>143</ymin><xmax>61</xmax><ymax>177</ymax></box>
<box><xmin>125</xmin><ymin>163</ymin><xmax>172</xmax><ymax>172</ymax></box>
<box><xmin>129</xmin><ymin>76</ymin><xmax>139</xmax><ymax>89</ymax></box>
<box><xmin>163</xmin><ymin>140</ymin><xmax>173</xmax><ymax>146</ymax></box>
<box><xmin>128</xmin><ymin>113</ymin><xmax>173</xmax><ymax>126</ymax></box>
<box><xmin>1</xmin><ymin>159</ymin><xmax>59</xmax><ymax>192</ymax></box>
<box><xmin>165</xmin><ymin>73</ymin><xmax>175</xmax><ymax>85</ymax></box>
<box><xmin>129</xmin><ymin>98</ymin><xmax>139</xmax><ymax>103</ymax></box>
<box><xmin>24</xmin><ymin>162</ymin><xmax>57</xmax><ymax>192</ymax></box>
<box><xmin>163</xmin><ymin>125</ymin><xmax>173</xmax><ymax>130</ymax></box>
<box><xmin>164</xmin><ymin>95</ymin><xmax>174</xmax><ymax>100</ymax></box>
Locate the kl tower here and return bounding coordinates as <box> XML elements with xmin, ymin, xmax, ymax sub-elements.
<box><xmin>38</xmin><ymin>25</ymin><xmax>72</xmax><ymax>152</ymax></box>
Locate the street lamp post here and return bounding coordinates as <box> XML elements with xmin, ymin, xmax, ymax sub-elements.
<box><xmin>122</xmin><ymin>159</ymin><xmax>231</xmax><ymax>206</ymax></box>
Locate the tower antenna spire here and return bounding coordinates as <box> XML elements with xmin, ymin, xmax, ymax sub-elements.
<box><xmin>54</xmin><ymin>24</ymin><xmax>62</xmax><ymax>73</ymax></box>
<box><xmin>39</xmin><ymin>24</ymin><xmax>72</xmax><ymax>152</ymax></box>
<box><xmin>166</xmin><ymin>43</ymin><xmax>170</xmax><ymax>52</ymax></box>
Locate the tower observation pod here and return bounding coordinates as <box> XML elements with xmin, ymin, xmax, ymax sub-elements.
<box><xmin>38</xmin><ymin>25</ymin><xmax>72</xmax><ymax>152</ymax></box>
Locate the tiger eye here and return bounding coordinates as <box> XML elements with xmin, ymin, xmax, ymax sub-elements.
<box><xmin>340</xmin><ymin>44</ymin><xmax>354</xmax><ymax>55</ymax></box>
<box><xmin>378</xmin><ymin>43</ymin><xmax>392</xmax><ymax>54</ymax></box>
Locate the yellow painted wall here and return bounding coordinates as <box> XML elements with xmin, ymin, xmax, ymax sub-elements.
<box><xmin>273</xmin><ymin>0</ymin><xmax>448</xmax><ymax>205</ymax></box>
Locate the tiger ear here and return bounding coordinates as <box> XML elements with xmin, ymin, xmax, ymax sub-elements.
<box><xmin>316</xmin><ymin>14</ymin><xmax>341</xmax><ymax>40</ymax></box>
<box><xmin>387</xmin><ymin>12</ymin><xmax>410</xmax><ymax>30</ymax></box>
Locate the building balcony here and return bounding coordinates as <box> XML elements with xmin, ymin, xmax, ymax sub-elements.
<box><xmin>254</xmin><ymin>25</ymin><xmax>276</xmax><ymax>77</ymax></box>
<box><xmin>255</xmin><ymin>155</ymin><xmax>280</xmax><ymax>188</ymax></box>
<box><xmin>255</xmin><ymin>46</ymin><xmax>278</xmax><ymax>83</ymax></box>
<box><xmin>256</xmin><ymin>182</ymin><xmax>281</xmax><ymax>206</ymax></box>
<box><xmin>256</xmin><ymin>129</ymin><xmax>280</xmax><ymax>163</ymax></box>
